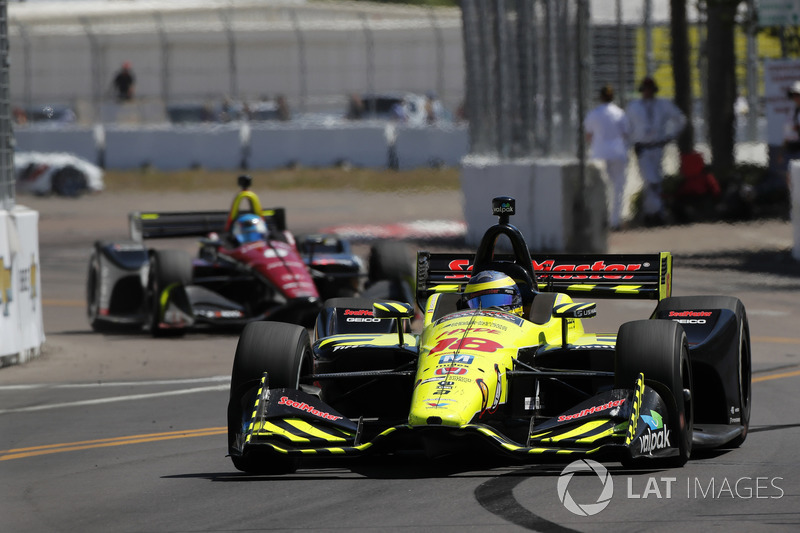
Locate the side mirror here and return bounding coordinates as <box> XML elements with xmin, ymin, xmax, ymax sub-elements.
<box><xmin>373</xmin><ymin>301</ymin><xmax>414</xmax><ymax>320</ymax></box>
<box><xmin>373</xmin><ymin>301</ymin><xmax>415</xmax><ymax>346</ymax></box>
<box><xmin>552</xmin><ymin>302</ymin><xmax>596</xmax><ymax>320</ymax></box>
<box><xmin>553</xmin><ymin>302</ymin><xmax>596</xmax><ymax>348</ymax></box>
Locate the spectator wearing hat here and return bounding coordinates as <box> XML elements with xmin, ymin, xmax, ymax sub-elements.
<box><xmin>584</xmin><ymin>85</ymin><xmax>630</xmax><ymax>231</ymax></box>
<box><xmin>626</xmin><ymin>76</ymin><xmax>687</xmax><ymax>225</ymax></box>
<box><xmin>112</xmin><ymin>61</ymin><xmax>136</xmax><ymax>102</ymax></box>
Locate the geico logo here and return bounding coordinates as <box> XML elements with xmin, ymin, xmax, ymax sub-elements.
<box><xmin>673</xmin><ymin>319</ymin><xmax>707</xmax><ymax>324</ymax></box>
<box><xmin>639</xmin><ymin>427</ymin><xmax>671</xmax><ymax>454</ymax></box>
<box><xmin>346</xmin><ymin>317</ymin><xmax>381</xmax><ymax>322</ymax></box>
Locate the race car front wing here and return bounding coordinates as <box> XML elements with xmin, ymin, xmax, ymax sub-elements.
<box><xmin>230</xmin><ymin>373</ymin><xmax>680</xmax><ymax>464</ymax></box>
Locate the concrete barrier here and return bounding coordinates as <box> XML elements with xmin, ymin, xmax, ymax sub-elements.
<box><xmin>15</xmin><ymin>126</ymin><xmax>98</xmax><ymax>164</ymax></box>
<box><xmin>460</xmin><ymin>157</ymin><xmax>607</xmax><ymax>253</ymax></box>
<box><xmin>104</xmin><ymin>124</ymin><xmax>244</xmax><ymax>170</ymax></box>
<box><xmin>0</xmin><ymin>206</ymin><xmax>45</xmax><ymax>368</ymax></box>
<box><xmin>12</xmin><ymin>122</ymin><xmax>470</xmax><ymax>172</ymax></box>
<box><xmin>248</xmin><ymin>123</ymin><xmax>391</xmax><ymax>169</ymax></box>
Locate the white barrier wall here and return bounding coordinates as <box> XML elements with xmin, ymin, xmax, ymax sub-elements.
<box><xmin>460</xmin><ymin>158</ymin><xmax>608</xmax><ymax>253</ymax></box>
<box><xmin>13</xmin><ymin>123</ymin><xmax>470</xmax><ymax>171</ymax></box>
<box><xmin>15</xmin><ymin>127</ymin><xmax>98</xmax><ymax>164</ymax></box>
<box><xmin>792</xmin><ymin>161</ymin><xmax>800</xmax><ymax>262</ymax></box>
<box><xmin>103</xmin><ymin>124</ymin><xmax>244</xmax><ymax>170</ymax></box>
<box><xmin>0</xmin><ymin>207</ymin><xmax>45</xmax><ymax>368</ymax></box>
<box><xmin>248</xmin><ymin>123</ymin><xmax>390</xmax><ymax>169</ymax></box>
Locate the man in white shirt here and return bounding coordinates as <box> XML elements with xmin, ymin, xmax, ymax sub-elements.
<box><xmin>626</xmin><ymin>77</ymin><xmax>687</xmax><ymax>225</ymax></box>
<box><xmin>584</xmin><ymin>85</ymin><xmax>630</xmax><ymax>230</ymax></box>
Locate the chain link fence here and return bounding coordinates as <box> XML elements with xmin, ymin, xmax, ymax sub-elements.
<box><xmin>461</xmin><ymin>0</ymin><xmax>772</xmax><ymax>160</ymax></box>
<box><xmin>7</xmin><ymin>2</ymin><xmax>464</xmax><ymax>125</ymax></box>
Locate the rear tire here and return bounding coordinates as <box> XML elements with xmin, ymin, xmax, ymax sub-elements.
<box><xmin>368</xmin><ymin>241</ymin><xmax>413</xmax><ymax>285</ymax></box>
<box><xmin>228</xmin><ymin>322</ymin><xmax>312</xmax><ymax>474</ymax></box>
<box><xmin>147</xmin><ymin>250</ymin><xmax>192</xmax><ymax>337</ymax></box>
<box><xmin>654</xmin><ymin>296</ymin><xmax>751</xmax><ymax>447</ymax></box>
<box><xmin>615</xmin><ymin>319</ymin><xmax>693</xmax><ymax>467</ymax></box>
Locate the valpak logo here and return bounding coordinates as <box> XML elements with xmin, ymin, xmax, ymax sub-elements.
<box><xmin>638</xmin><ymin>410</ymin><xmax>671</xmax><ymax>454</ymax></box>
<box><xmin>557</xmin><ymin>459</ymin><xmax>614</xmax><ymax>516</ymax></box>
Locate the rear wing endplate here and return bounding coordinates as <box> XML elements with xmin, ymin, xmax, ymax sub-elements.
<box><xmin>129</xmin><ymin>208</ymin><xmax>287</xmax><ymax>241</ymax></box>
<box><xmin>416</xmin><ymin>251</ymin><xmax>672</xmax><ymax>307</ymax></box>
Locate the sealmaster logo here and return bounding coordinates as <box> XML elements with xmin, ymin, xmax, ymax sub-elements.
<box><xmin>558</xmin><ymin>399</ymin><xmax>625</xmax><ymax>422</ymax></box>
<box><xmin>277</xmin><ymin>396</ymin><xmax>343</xmax><ymax>421</ymax></box>
<box><xmin>668</xmin><ymin>311</ymin><xmax>712</xmax><ymax>317</ymax></box>
<box><xmin>557</xmin><ymin>459</ymin><xmax>614</xmax><ymax>516</ymax></box>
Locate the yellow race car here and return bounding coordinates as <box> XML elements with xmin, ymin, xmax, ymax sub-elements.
<box><xmin>227</xmin><ymin>196</ymin><xmax>751</xmax><ymax>474</ymax></box>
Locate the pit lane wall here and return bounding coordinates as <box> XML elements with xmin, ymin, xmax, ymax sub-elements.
<box><xmin>14</xmin><ymin>123</ymin><xmax>469</xmax><ymax>171</ymax></box>
<box><xmin>460</xmin><ymin>158</ymin><xmax>608</xmax><ymax>253</ymax></box>
<box><xmin>0</xmin><ymin>206</ymin><xmax>45</xmax><ymax>368</ymax></box>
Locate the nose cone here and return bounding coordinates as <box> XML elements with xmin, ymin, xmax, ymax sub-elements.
<box><xmin>408</xmin><ymin>378</ymin><xmax>486</xmax><ymax>428</ymax></box>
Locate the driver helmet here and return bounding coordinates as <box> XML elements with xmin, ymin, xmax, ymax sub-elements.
<box><xmin>232</xmin><ymin>213</ymin><xmax>267</xmax><ymax>244</ymax></box>
<box><xmin>462</xmin><ymin>270</ymin><xmax>523</xmax><ymax>316</ymax></box>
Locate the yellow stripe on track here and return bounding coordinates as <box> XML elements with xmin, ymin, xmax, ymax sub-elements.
<box><xmin>42</xmin><ymin>299</ymin><xmax>85</xmax><ymax>307</ymax></box>
<box><xmin>753</xmin><ymin>369</ymin><xmax>800</xmax><ymax>383</ymax></box>
<box><xmin>0</xmin><ymin>427</ymin><xmax>226</xmax><ymax>461</ymax></box>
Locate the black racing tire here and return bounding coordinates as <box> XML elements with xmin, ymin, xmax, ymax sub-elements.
<box><xmin>727</xmin><ymin>313</ymin><xmax>751</xmax><ymax>447</ymax></box>
<box><xmin>147</xmin><ymin>249</ymin><xmax>192</xmax><ymax>337</ymax></box>
<box><xmin>228</xmin><ymin>321</ymin><xmax>312</xmax><ymax>474</ymax></box>
<box><xmin>86</xmin><ymin>253</ymin><xmax>115</xmax><ymax>332</ymax></box>
<box><xmin>51</xmin><ymin>166</ymin><xmax>88</xmax><ymax>197</ymax></box>
<box><xmin>653</xmin><ymin>296</ymin><xmax>751</xmax><ymax>447</ymax></box>
<box><xmin>368</xmin><ymin>241</ymin><xmax>413</xmax><ymax>285</ymax></box>
<box><xmin>615</xmin><ymin>319</ymin><xmax>693</xmax><ymax>467</ymax></box>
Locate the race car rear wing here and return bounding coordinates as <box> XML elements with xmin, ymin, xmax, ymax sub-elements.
<box><xmin>416</xmin><ymin>251</ymin><xmax>672</xmax><ymax>306</ymax></box>
<box><xmin>129</xmin><ymin>208</ymin><xmax>287</xmax><ymax>241</ymax></box>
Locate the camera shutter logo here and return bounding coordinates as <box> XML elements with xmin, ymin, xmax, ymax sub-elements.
<box><xmin>557</xmin><ymin>459</ymin><xmax>614</xmax><ymax>516</ymax></box>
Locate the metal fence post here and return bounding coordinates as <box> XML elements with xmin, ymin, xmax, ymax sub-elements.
<box><xmin>154</xmin><ymin>12</ymin><xmax>171</xmax><ymax>108</ymax></box>
<box><xmin>13</xmin><ymin>19</ymin><xmax>30</xmax><ymax>114</ymax></box>
<box><xmin>360</xmin><ymin>12</ymin><xmax>375</xmax><ymax>114</ymax></box>
<box><xmin>1</xmin><ymin>0</ymin><xmax>13</xmax><ymax>210</ymax></box>
<box><xmin>80</xmin><ymin>17</ymin><xmax>103</xmax><ymax>123</ymax></box>
<box><xmin>428</xmin><ymin>7</ymin><xmax>445</xmax><ymax>105</ymax></box>
<box><xmin>289</xmin><ymin>9</ymin><xmax>308</xmax><ymax>114</ymax></box>
<box><xmin>219</xmin><ymin>8</ymin><xmax>238</xmax><ymax>100</ymax></box>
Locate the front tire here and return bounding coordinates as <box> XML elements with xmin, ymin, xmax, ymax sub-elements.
<box><xmin>147</xmin><ymin>250</ymin><xmax>192</xmax><ymax>337</ymax></box>
<box><xmin>228</xmin><ymin>322</ymin><xmax>312</xmax><ymax>474</ymax></box>
<box><xmin>87</xmin><ymin>253</ymin><xmax>112</xmax><ymax>332</ymax></box>
<box><xmin>616</xmin><ymin>319</ymin><xmax>693</xmax><ymax>467</ymax></box>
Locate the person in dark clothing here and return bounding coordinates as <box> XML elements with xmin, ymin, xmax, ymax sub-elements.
<box><xmin>112</xmin><ymin>61</ymin><xmax>135</xmax><ymax>102</ymax></box>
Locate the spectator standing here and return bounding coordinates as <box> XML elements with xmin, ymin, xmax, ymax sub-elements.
<box><xmin>783</xmin><ymin>81</ymin><xmax>800</xmax><ymax>165</ymax></box>
<box><xmin>424</xmin><ymin>91</ymin><xmax>444</xmax><ymax>125</ymax></box>
<box><xmin>584</xmin><ymin>85</ymin><xmax>630</xmax><ymax>231</ymax></box>
<box><xmin>626</xmin><ymin>76</ymin><xmax>687</xmax><ymax>225</ymax></box>
<box><xmin>112</xmin><ymin>61</ymin><xmax>136</xmax><ymax>102</ymax></box>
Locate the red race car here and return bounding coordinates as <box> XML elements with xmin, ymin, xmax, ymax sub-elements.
<box><xmin>87</xmin><ymin>175</ymin><xmax>413</xmax><ymax>336</ymax></box>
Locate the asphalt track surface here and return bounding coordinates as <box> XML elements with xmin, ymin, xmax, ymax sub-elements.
<box><xmin>2</xmin><ymin>189</ymin><xmax>800</xmax><ymax>532</ymax></box>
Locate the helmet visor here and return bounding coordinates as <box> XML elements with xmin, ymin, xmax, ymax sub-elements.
<box><xmin>465</xmin><ymin>289</ymin><xmax>517</xmax><ymax>310</ymax></box>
